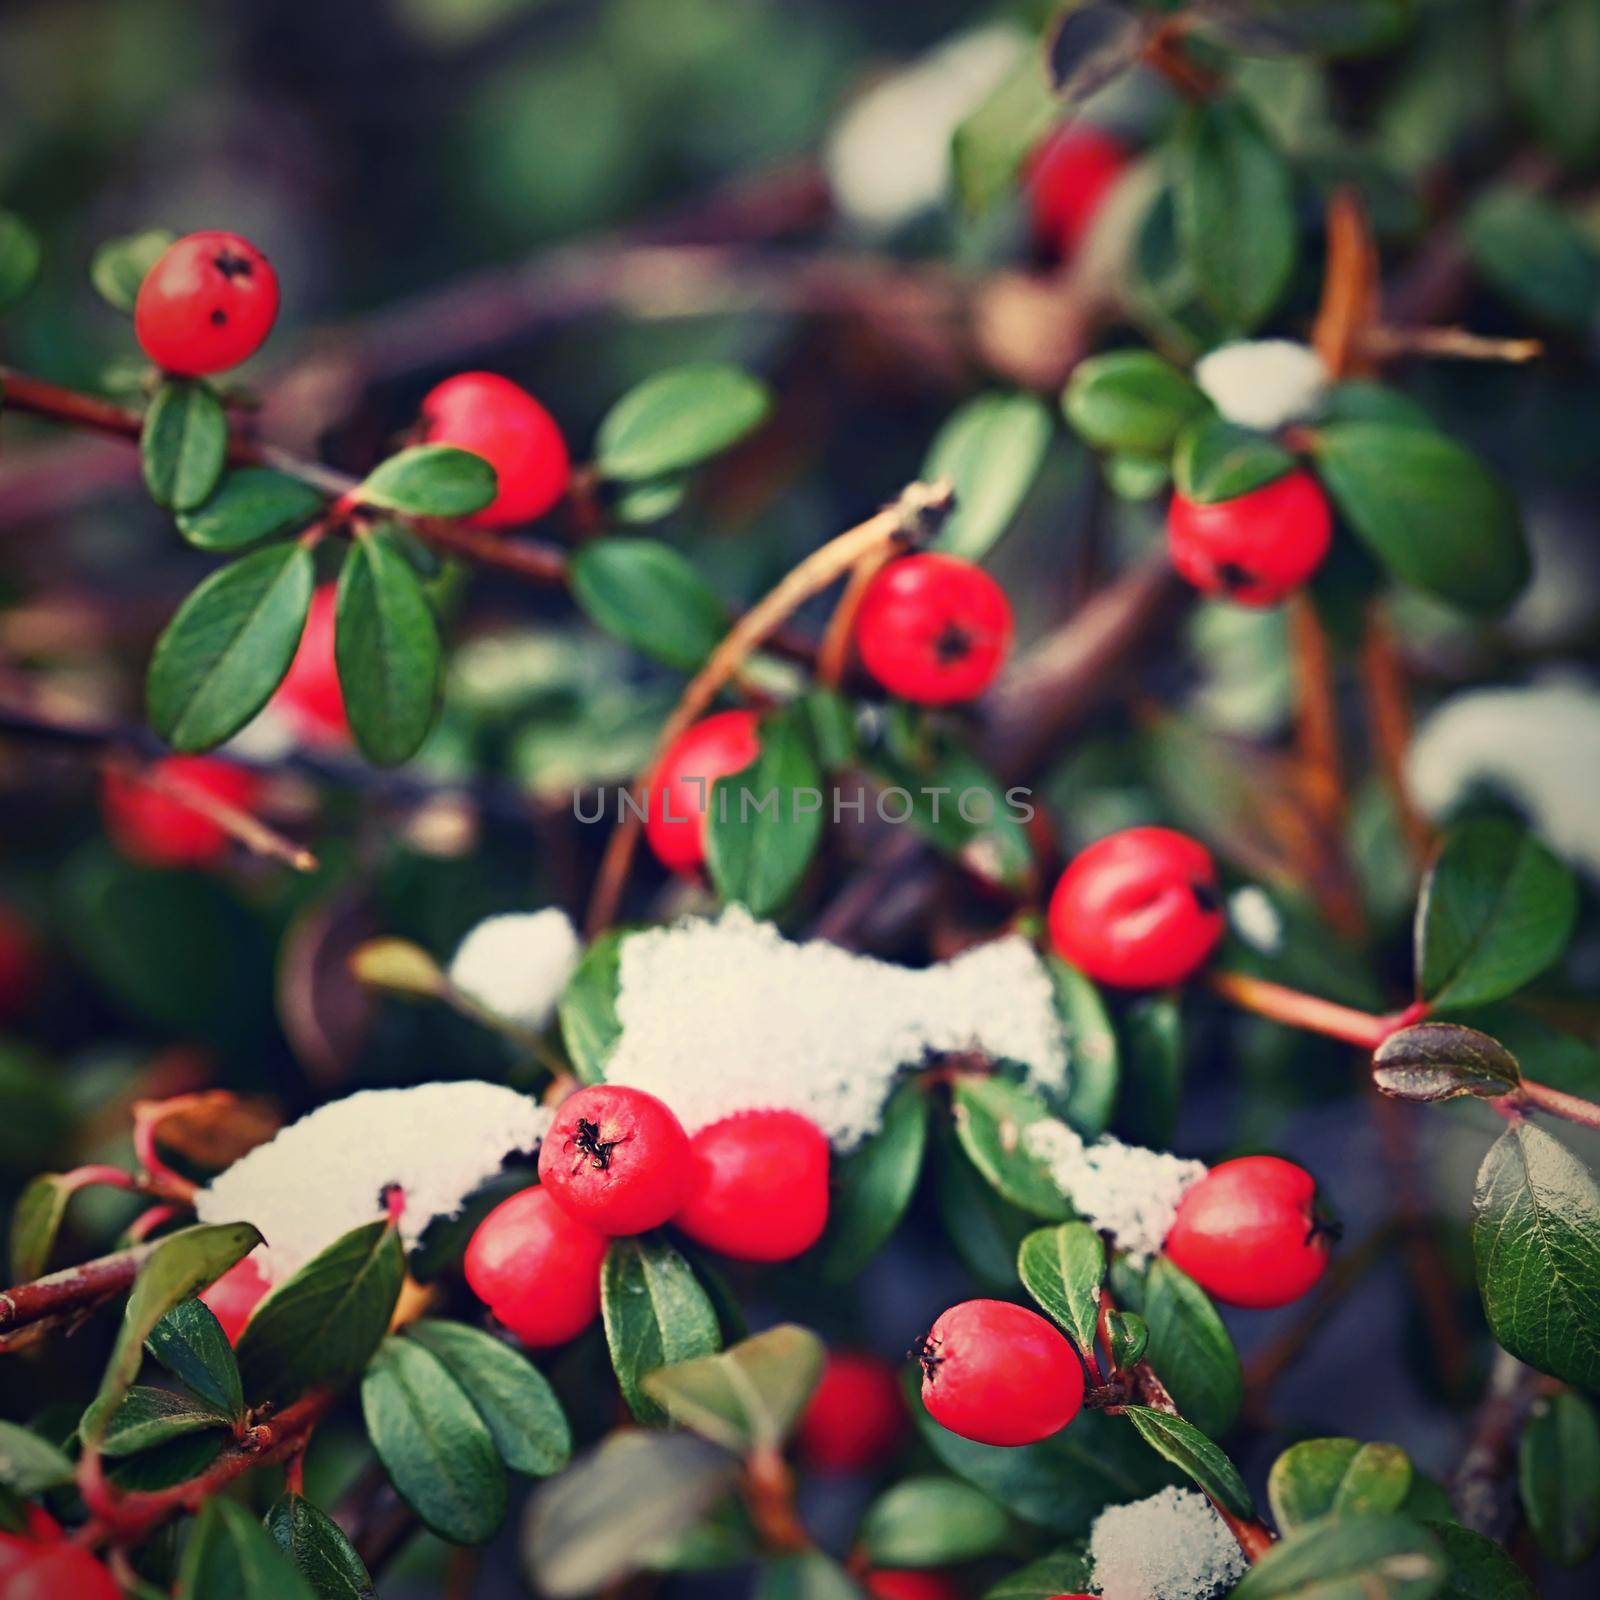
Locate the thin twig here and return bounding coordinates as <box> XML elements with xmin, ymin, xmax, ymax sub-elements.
<box><xmin>1451</xmin><ymin>1349</ymin><xmax>1539</xmax><ymax>1538</ymax></box>
<box><xmin>1359</xmin><ymin>601</ymin><xmax>1435</xmax><ymax>867</ymax></box>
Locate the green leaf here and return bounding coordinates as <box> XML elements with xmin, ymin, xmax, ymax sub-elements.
<box><xmin>1312</xmin><ymin>423</ymin><xmax>1529</xmax><ymax>614</ymax></box>
<box><xmin>359</xmin><ymin>444</ymin><xmax>496</xmax><ymax>518</ymax></box>
<box><xmin>1173</xmin><ymin>98</ymin><xmax>1297</xmax><ymax>331</ymax></box>
<box><xmin>1464</xmin><ymin>188</ymin><xmax>1600</xmax><ymax>327</ymax></box>
<box><xmin>706</xmin><ymin>706</ymin><xmax>823</xmax><ymax>918</ymax></box>
<box><xmin>1519</xmin><ymin>1389</ymin><xmax>1600</xmax><ymax>1566</ymax></box>
<box><xmin>1106</xmin><ymin>451</ymin><xmax>1171</xmax><ymax>500</ymax></box>
<box><xmin>611</xmin><ymin>474</ymin><xmax>689</xmax><ymax>524</ymax></box>
<box><xmin>821</xmin><ymin>1079</ymin><xmax>929</xmax><ymax>1282</ymax></box>
<box><xmin>951</xmin><ymin>1076</ymin><xmax>1072</xmax><ymax>1221</ymax></box>
<box><xmin>90</xmin><ymin>227</ymin><xmax>176</xmax><ymax>313</ymax></box>
<box><xmin>1233</xmin><ymin>1515</ymin><xmax>1445</xmax><ymax>1599</ymax></box>
<box><xmin>1118</xmin><ymin>995</ymin><xmax>1183</xmax><ymax>1150</ymax></box>
<box><xmin>926</xmin><ymin>392</ymin><xmax>1052</xmax><ymax>562</ymax></box>
<box><xmin>949</xmin><ymin>50</ymin><xmax>1056</xmax><ymax>216</ymax></box>
<box><xmin>1062</xmin><ymin>351</ymin><xmax>1210</xmax><ymax>456</ymax></box>
<box><xmin>1415</xmin><ymin>819</ymin><xmax>1577</xmax><ymax>1010</ymax></box>
<box><xmin>1322</xmin><ymin>382</ymin><xmax>1432</xmax><ymax>429</ymax></box>
<box><xmin>1142</xmin><ymin>1257</ymin><xmax>1243</xmax><ymax>1439</ymax></box>
<box><xmin>914</xmin><ymin>1391</ymin><xmax>1178</xmax><ymax>1535</ymax></box>
<box><xmin>1173</xmin><ymin>416</ymin><xmax>1296</xmax><ymax>503</ymax></box>
<box><xmin>1017</xmin><ymin>1222</ymin><xmax>1104</xmax><ymax>1359</ymax></box>
<box><xmin>1048</xmin><ymin>960</ymin><xmax>1119</xmax><ymax>1137</ymax></box>
<box><xmin>643</xmin><ymin>1324</ymin><xmax>824</xmax><ymax>1453</ymax></box>
<box><xmin>861</xmin><ymin>1476</ymin><xmax>1010</xmax><ymax>1567</ymax></box>
<box><xmin>147</xmin><ymin>541</ymin><xmax>314</xmax><ymax>751</ymax></box>
<box><xmin>1106</xmin><ymin>1310</ymin><xmax>1147</xmax><ymax>1372</ymax></box>
<box><xmin>1372</xmin><ymin>1023</ymin><xmax>1522</xmax><ymax>1104</ymax></box>
<box><xmin>106</xmin><ymin>1428</ymin><xmax>222</xmax><ymax>1495</ymax></box>
<box><xmin>524</xmin><ymin>1434</ymin><xmax>740</xmax><ymax>1598</ymax></box>
<box><xmin>596</xmin><ymin>364</ymin><xmax>771</xmax><ymax>481</ymax></box>
<box><xmin>1512</xmin><ymin>0</ymin><xmax>1600</xmax><ymax>166</ymax></box>
<box><xmin>336</xmin><ymin>526</ymin><xmax>443</xmax><ymax>765</ymax></box>
<box><xmin>176</xmin><ymin>469</ymin><xmax>326</xmax><ymax>552</ymax></box>
<box><xmin>141</xmin><ymin>378</ymin><xmax>229</xmax><ymax>511</ymax></box>
<box><xmin>0</xmin><ymin>211</ymin><xmax>43</xmax><ymax>312</ymax></box>
<box><xmin>236</xmin><ymin>1220</ymin><xmax>404</xmax><ymax>1404</ymax></box>
<box><xmin>570</xmin><ymin>539</ymin><xmax>726</xmax><ymax>672</ymax></box>
<box><xmin>0</xmin><ymin>1420</ymin><xmax>74</xmax><ymax>1494</ymax></box>
<box><xmin>984</xmin><ymin>1548</ymin><xmax>1094</xmax><ymax>1599</ymax></box>
<box><xmin>264</xmin><ymin>1495</ymin><xmax>376</xmax><ymax>1600</ymax></box>
<box><xmin>1268</xmin><ymin>1439</ymin><xmax>1414</xmax><ymax>1532</ymax></box>
<box><xmin>601</xmin><ymin>1237</ymin><xmax>722</xmax><ymax>1425</ymax></box>
<box><xmin>8</xmin><ymin>1173</ymin><xmax>73</xmax><ymax>1282</ymax></box>
<box><xmin>360</xmin><ymin>1334</ymin><xmax>506</xmax><ymax>1544</ymax></box>
<box><xmin>558</xmin><ymin>928</ymin><xmax>626</xmax><ymax>1084</ymax></box>
<box><xmin>1474</xmin><ymin>1121</ymin><xmax>1600</xmax><ymax>1393</ymax></box>
<box><xmin>99</xmin><ymin>1385</ymin><xmax>229</xmax><ymax>1457</ymax></box>
<box><xmin>1197</xmin><ymin>0</ymin><xmax>1411</xmax><ymax>57</ymax></box>
<box><xmin>81</xmin><ymin>1222</ymin><xmax>260</xmax><ymax>1446</ymax></box>
<box><xmin>755</xmin><ymin>1553</ymin><xmax>866</xmax><ymax>1600</ymax></box>
<box><xmin>1123</xmin><ymin>1406</ymin><xmax>1253</xmax><ymax>1517</ymax></box>
<box><xmin>179</xmin><ymin>1494</ymin><xmax>318</xmax><ymax>1600</ymax></box>
<box><xmin>937</xmin><ymin>1131</ymin><xmax>1034</xmax><ymax>1291</ymax></box>
<box><xmin>1427</xmin><ymin>1521</ymin><xmax>1535</xmax><ymax>1600</ymax></box>
<box><xmin>148</xmin><ymin>1298</ymin><xmax>244</xmax><ymax>1423</ymax></box>
<box><xmin>405</xmin><ymin>1318</ymin><xmax>571</xmax><ymax>1477</ymax></box>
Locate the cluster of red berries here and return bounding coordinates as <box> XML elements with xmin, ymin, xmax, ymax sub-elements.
<box><xmin>465</xmin><ymin>1085</ymin><xmax>831</xmax><ymax>1347</ymax></box>
<box><xmin>918</xmin><ymin>1159</ymin><xmax>1331</xmax><ymax>1451</ymax></box>
<box><xmin>0</xmin><ymin>1505</ymin><xmax>120</xmax><ymax>1600</ymax></box>
<box><xmin>1168</xmin><ymin>468</ymin><xmax>1333</xmax><ymax>607</ymax></box>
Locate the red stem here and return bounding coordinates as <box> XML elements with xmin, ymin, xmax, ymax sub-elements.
<box><xmin>1514</xmin><ymin>1077</ymin><xmax>1600</xmax><ymax>1132</ymax></box>
<box><xmin>1210</xmin><ymin>971</ymin><xmax>1426</xmax><ymax>1049</ymax></box>
<box><xmin>0</xmin><ymin>1243</ymin><xmax>155</xmax><ymax>1333</ymax></box>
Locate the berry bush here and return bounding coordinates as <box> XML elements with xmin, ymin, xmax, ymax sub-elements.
<box><xmin>2</xmin><ymin>2</ymin><xmax>1599</xmax><ymax>1597</ymax></box>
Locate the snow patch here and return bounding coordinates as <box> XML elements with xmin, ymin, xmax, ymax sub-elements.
<box><xmin>1089</xmin><ymin>1487</ymin><xmax>1249</xmax><ymax>1600</ymax></box>
<box><xmin>196</xmin><ymin>1082</ymin><xmax>552</xmax><ymax>1279</ymax></box>
<box><xmin>1228</xmin><ymin>886</ymin><xmax>1284</xmax><ymax>955</ymax></box>
<box><xmin>449</xmin><ymin>909</ymin><xmax>580</xmax><ymax>1029</ymax></box>
<box><xmin>604</xmin><ymin>908</ymin><xmax>1067</xmax><ymax>1147</ymax></box>
<box><xmin>1194</xmin><ymin>340</ymin><xmax>1327</xmax><ymax>433</ymax></box>
<box><xmin>1025</xmin><ymin>1119</ymin><xmax>1205</xmax><ymax>1262</ymax></box>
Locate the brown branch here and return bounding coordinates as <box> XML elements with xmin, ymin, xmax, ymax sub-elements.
<box><xmin>583</xmin><ymin>480</ymin><xmax>955</xmax><ymax>935</ymax></box>
<box><xmin>1359</xmin><ymin>602</ymin><xmax>1435</xmax><ymax>867</ymax></box>
<box><xmin>1359</xmin><ymin>327</ymin><xmax>1543</xmax><ymax>365</ymax></box>
<box><xmin>1312</xmin><ymin>187</ymin><xmax>1381</xmax><ymax>380</ymax></box>
<box><xmin>0</xmin><ymin>1243</ymin><xmax>155</xmax><ymax>1334</ymax></box>
<box><xmin>1210</xmin><ymin>971</ymin><xmax>1426</xmax><ymax>1049</ymax></box>
<box><xmin>1451</xmin><ymin>1349</ymin><xmax>1539</xmax><ymax>1539</ymax></box>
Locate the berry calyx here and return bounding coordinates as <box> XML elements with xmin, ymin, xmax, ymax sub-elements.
<box><xmin>673</xmin><ymin>1109</ymin><xmax>830</xmax><ymax>1263</ymax></box>
<box><xmin>0</xmin><ymin>904</ymin><xmax>42</xmax><ymax>1024</ymax></box>
<box><xmin>1167</xmin><ymin>468</ymin><xmax>1333</xmax><ymax>607</ymax></box>
<box><xmin>134</xmin><ymin>231</ymin><xmax>279</xmax><ymax>376</ymax></box>
<box><xmin>798</xmin><ymin>1350</ymin><xmax>906</xmax><ymax>1474</ymax></box>
<box><xmin>0</xmin><ymin>1510</ymin><xmax>120</xmax><ymax>1600</ymax></box>
<box><xmin>100</xmin><ymin>756</ymin><xmax>263</xmax><ymax>869</ymax></box>
<box><xmin>538</xmin><ymin>1084</ymin><xmax>694</xmax><ymax>1236</ymax></box>
<box><xmin>864</xmin><ymin>1572</ymin><xmax>964</xmax><ymax>1600</ymax></box>
<box><xmin>643</xmin><ymin>709</ymin><xmax>762</xmax><ymax>874</ymax></box>
<box><xmin>1027</xmin><ymin>124</ymin><xmax>1130</xmax><ymax>258</ymax></box>
<box><xmin>854</xmin><ymin>553</ymin><xmax>1013</xmax><ymax>705</ymax></box>
<box><xmin>1164</xmin><ymin>1155</ymin><xmax>1333</xmax><ymax>1309</ymax></box>
<box><xmin>199</xmin><ymin>1253</ymin><xmax>272</xmax><ymax>1345</ymax></box>
<box><xmin>1048</xmin><ymin>825</ymin><xmax>1224</xmax><ymax>989</ymax></box>
<box><xmin>917</xmin><ymin>1298</ymin><xmax>1083</xmax><ymax>1447</ymax></box>
<box><xmin>419</xmin><ymin>371</ymin><xmax>571</xmax><ymax>528</ymax></box>
<box><xmin>271</xmin><ymin>583</ymin><xmax>348</xmax><ymax>746</ymax></box>
<box><xmin>464</xmin><ymin>1185</ymin><xmax>608</xmax><ymax>1346</ymax></box>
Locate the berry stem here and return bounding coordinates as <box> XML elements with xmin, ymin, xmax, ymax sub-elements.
<box><xmin>1210</xmin><ymin>971</ymin><xmax>1426</xmax><ymax>1049</ymax></box>
<box><xmin>1509</xmin><ymin>1077</ymin><xmax>1600</xmax><ymax>1132</ymax></box>
<box><xmin>742</xmin><ymin>1446</ymin><xmax>811</xmax><ymax>1554</ymax></box>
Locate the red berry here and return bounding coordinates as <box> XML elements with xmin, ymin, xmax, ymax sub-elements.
<box><xmin>199</xmin><ymin>1253</ymin><xmax>272</xmax><ymax>1345</ymax></box>
<box><xmin>1167</xmin><ymin>469</ymin><xmax>1333</xmax><ymax>606</ymax></box>
<box><xmin>865</xmin><ymin>1573</ymin><xmax>964</xmax><ymax>1600</ymax></box>
<box><xmin>538</xmin><ymin>1084</ymin><xmax>693</xmax><ymax>1236</ymax></box>
<box><xmin>674</xmin><ymin>1109</ymin><xmax>830</xmax><ymax>1263</ymax></box>
<box><xmin>272</xmin><ymin>583</ymin><xmax>347</xmax><ymax>746</ymax></box>
<box><xmin>918</xmin><ymin>1299</ymin><xmax>1083</xmax><ymax>1448</ymax></box>
<box><xmin>798</xmin><ymin>1350</ymin><xmax>906</xmax><ymax>1474</ymax></box>
<box><xmin>419</xmin><ymin>372</ymin><xmax>571</xmax><ymax>528</ymax></box>
<box><xmin>134</xmin><ymin>231</ymin><xmax>279</xmax><ymax>376</ymax></box>
<box><xmin>1027</xmin><ymin>124</ymin><xmax>1130</xmax><ymax>257</ymax></box>
<box><xmin>0</xmin><ymin>904</ymin><xmax>42</xmax><ymax>1024</ymax></box>
<box><xmin>643</xmin><ymin>710</ymin><xmax>762</xmax><ymax>874</ymax></box>
<box><xmin>464</xmin><ymin>1185</ymin><xmax>608</xmax><ymax>1346</ymax></box>
<box><xmin>854</xmin><ymin>554</ymin><xmax>1013</xmax><ymax>706</ymax></box>
<box><xmin>0</xmin><ymin>1513</ymin><xmax>120</xmax><ymax>1600</ymax></box>
<box><xmin>1048</xmin><ymin>825</ymin><xmax>1224</xmax><ymax>989</ymax></box>
<box><xmin>1165</xmin><ymin>1155</ymin><xmax>1332</xmax><ymax>1309</ymax></box>
<box><xmin>101</xmin><ymin>756</ymin><xmax>262</xmax><ymax>869</ymax></box>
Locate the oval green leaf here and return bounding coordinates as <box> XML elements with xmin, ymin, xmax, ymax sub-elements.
<box><xmin>951</xmin><ymin>1076</ymin><xmax>1073</xmax><ymax>1221</ymax></box>
<box><xmin>147</xmin><ymin>540</ymin><xmax>314</xmax><ymax>751</ymax></box>
<box><xmin>1173</xmin><ymin>416</ymin><xmax>1296</xmax><ymax>504</ymax></box>
<box><xmin>558</xmin><ymin>928</ymin><xmax>627</xmax><ymax>1084</ymax></box>
<box><xmin>142</xmin><ymin>378</ymin><xmax>229</xmax><ymax>511</ymax></box>
<box><xmin>0</xmin><ymin>211</ymin><xmax>42</xmax><ymax>312</ymax></box>
<box><xmin>860</xmin><ymin>1475</ymin><xmax>1010</xmax><ymax>1567</ymax></box>
<box><xmin>1142</xmin><ymin>1256</ymin><xmax>1243</xmax><ymax>1439</ymax></box>
<box><xmin>1231</xmin><ymin>1514</ymin><xmax>1444</xmax><ymax>1600</ymax></box>
<box><xmin>1122</xmin><ymin>1405</ymin><xmax>1253</xmax><ymax>1517</ymax></box>
<box><xmin>99</xmin><ymin>1385</ymin><xmax>230</xmax><ymax>1457</ymax></box>
<box><xmin>642</xmin><ymin>1324</ymin><xmax>824</xmax><ymax>1453</ymax></box>
<box><xmin>596</xmin><ymin>364</ymin><xmax>771</xmax><ymax>482</ymax></box>
<box><xmin>358</xmin><ymin>444</ymin><xmax>496</xmax><ymax>519</ymax></box>
<box><xmin>148</xmin><ymin>1297</ymin><xmax>244</xmax><ymax>1422</ymax></box>
<box><xmin>1519</xmin><ymin>1389</ymin><xmax>1600</xmax><ymax>1566</ymax></box>
<box><xmin>926</xmin><ymin>391</ymin><xmax>1052</xmax><ymax>562</ymax></box>
<box><xmin>821</xmin><ymin>1079</ymin><xmax>929</xmax><ymax>1282</ymax></box>
<box><xmin>570</xmin><ymin>538</ymin><xmax>727</xmax><ymax>672</ymax></box>
<box><xmin>1062</xmin><ymin>350</ymin><xmax>1209</xmax><ymax>456</ymax></box>
<box><xmin>90</xmin><ymin>227</ymin><xmax>175</xmax><ymax>313</ymax></box>
<box><xmin>1268</xmin><ymin>1438</ymin><xmax>1414</xmax><ymax>1532</ymax></box>
<box><xmin>264</xmin><ymin>1494</ymin><xmax>376</xmax><ymax>1600</ymax></box>
<box><xmin>601</xmin><ymin>1236</ymin><xmax>722</xmax><ymax>1425</ymax></box>
<box><xmin>176</xmin><ymin>468</ymin><xmax>327</xmax><ymax>552</ymax></box>
<box><xmin>1372</xmin><ymin>1023</ymin><xmax>1521</xmax><ymax>1104</ymax></box>
<box><xmin>179</xmin><ymin>1493</ymin><xmax>318</xmax><ymax>1600</ymax></box>
<box><xmin>1017</xmin><ymin>1222</ymin><xmax>1104</xmax><ymax>1360</ymax></box>
<box><xmin>0</xmin><ymin>1420</ymin><xmax>75</xmax><ymax>1494</ymax></box>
